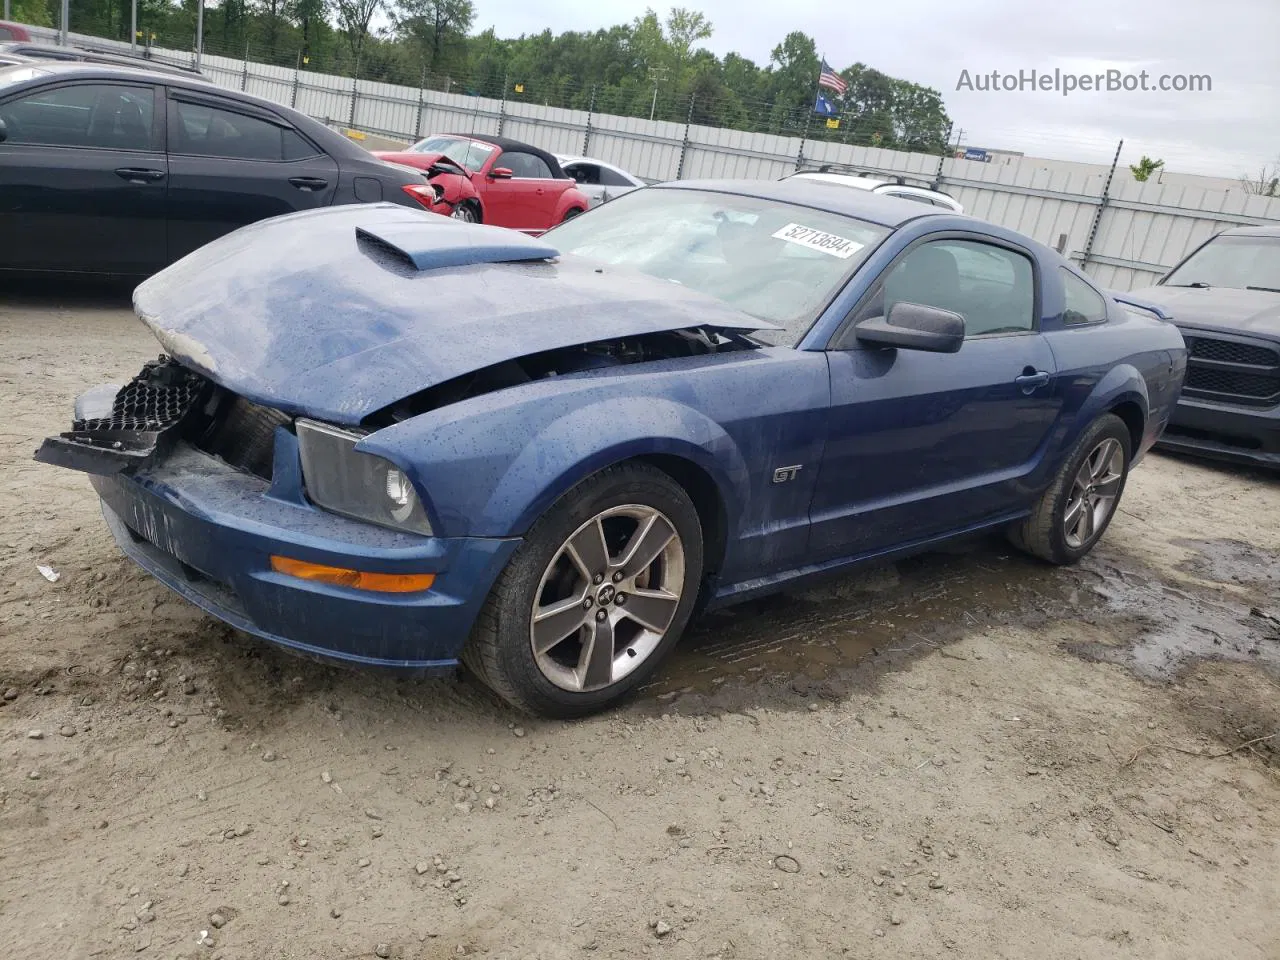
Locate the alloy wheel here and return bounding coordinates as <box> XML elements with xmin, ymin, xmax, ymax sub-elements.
<box><xmin>530</xmin><ymin>505</ymin><xmax>685</xmax><ymax>693</ymax></box>
<box><xmin>450</xmin><ymin>204</ymin><xmax>477</xmax><ymax>222</ymax></box>
<box><xmin>1063</xmin><ymin>437</ymin><xmax>1124</xmax><ymax>549</ymax></box>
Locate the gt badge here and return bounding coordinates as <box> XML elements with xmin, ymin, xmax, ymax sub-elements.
<box><xmin>772</xmin><ymin>465</ymin><xmax>803</xmax><ymax>483</ymax></box>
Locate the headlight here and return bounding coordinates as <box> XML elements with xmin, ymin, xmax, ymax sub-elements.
<box><xmin>295</xmin><ymin>419</ymin><xmax>432</xmax><ymax>535</ymax></box>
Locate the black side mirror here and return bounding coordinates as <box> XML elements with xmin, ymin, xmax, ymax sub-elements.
<box><xmin>854</xmin><ymin>301</ymin><xmax>965</xmax><ymax>353</ymax></box>
<box><xmin>0</xmin><ymin>117</ymin><xmax>8</xmax><ymax>144</ymax></box>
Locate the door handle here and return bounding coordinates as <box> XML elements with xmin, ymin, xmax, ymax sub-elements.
<box><xmin>115</xmin><ymin>167</ymin><xmax>165</xmax><ymax>183</ymax></box>
<box><xmin>1015</xmin><ymin>369</ymin><xmax>1051</xmax><ymax>392</ymax></box>
<box><xmin>288</xmin><ymin>176</ymin><xmax>328</xmax><ymax>191</ymax></box>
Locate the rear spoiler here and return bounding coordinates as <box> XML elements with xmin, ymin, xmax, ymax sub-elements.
<box><xmin>1110</xmin><ymin>292</ymin><xmax>1173</xmax><ymax>322</ymax></box>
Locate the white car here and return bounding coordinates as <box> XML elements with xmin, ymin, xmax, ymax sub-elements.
<box><xmin>555</xmin><ymin>155</ymin><xmax>646</xmax><ymax>208</ymax></box>
<box><xmin>787</xmin><ymin>170</ymin><xmax>965</xmax><ymax>213</ymax></box>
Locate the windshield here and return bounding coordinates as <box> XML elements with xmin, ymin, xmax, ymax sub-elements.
<box><xmin>407</xmin><ymin>135</ymin><xmax>495</xmax><ymax>171</ymax></box>
<box><xmin>543</xmin><ymin>187</ymin><xmax>889</xmax><ymax>345</ymax></box>
<box><xmin>1163</xmin><ymin>234</ymin><xmax>1280</xmax><ymax>292</ymax></box>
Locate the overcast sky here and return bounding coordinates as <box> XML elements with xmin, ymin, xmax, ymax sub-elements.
<box><xmin>471</xmin><ymin>0</ymin><xmax>1279</xmax><ymax>179</ymax></box>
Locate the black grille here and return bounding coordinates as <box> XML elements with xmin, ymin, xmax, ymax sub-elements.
<box><xmin>1185</xmin><ymin>336</ymin><xmax>1279</xmax><ymax>367</ymax></box>
<box><xmin>1185</xmin><ymin>367</ymin><xmax>1280</xmax><ymax>400</ymax></box>
<box><xmin>1179</xmin><ymin>330</ymin><xmax>1280</xmax><ymax>407</ymax></box>
<box><xmin>188</xmin><ymin>394</ymin><xmax>291</xmax><ymax>481</ymax></box>
<box><xmin>76</xmin><ymin>357</ymin><xmax>205</xmax><ymax>432</ymax></box>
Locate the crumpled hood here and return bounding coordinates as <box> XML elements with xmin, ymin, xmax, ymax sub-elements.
<box><xmin>132</xmin><ymin>203</ymin><xmax>774</xmax><ymax>425</ymax></box>
<box><xmin>1127</xmin><ymin>284</ymin><xmax>1280</xmax><ymax>338</ymax></box>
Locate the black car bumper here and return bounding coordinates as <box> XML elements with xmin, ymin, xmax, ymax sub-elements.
<box><xmin>1157</xmin><ymin>396</ymin><xmax>1280</xmax><ymax>469</ymax></box>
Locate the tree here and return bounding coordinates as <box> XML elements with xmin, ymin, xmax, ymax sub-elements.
<box><xmin>392</xmin><ymin>0</ymin><xmax>474</xmax><ymax>72</ymax></box>
<box><xmin>334</xmin><ymin>0</ymin><xmax>382</xmax><ymax>60</ymax></box>
<box><xmin>665</xmin><ymin>7</ymin><xmax>711</xmax><ymax>67</ymax></box>
<box><xmin>1239</xmin><ymin>160</ymin><xmax>1280</xmax><ymax>197</ymax></box>
<box><xmin>1130</xmin><ymin>156</ymin><xmax>1164</xmax><ymax>182</ymax></box>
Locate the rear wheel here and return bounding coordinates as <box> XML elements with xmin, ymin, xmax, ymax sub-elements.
<box><xmin>561</xmin><ymin>208</ymin><xmax>584</xmax><ymax>223</ymax></box>
<box><xmin>1008</xmin><ymin>413</ymin><xmax>1131</xmax><ymax>565</ymax></box>
<box><xmin>462</xmin><ymin>463</ymin><xmax>704</xmax><ymax>717</ymax></box>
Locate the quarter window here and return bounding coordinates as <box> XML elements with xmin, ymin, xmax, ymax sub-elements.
<box><xmin>0</xmin><ymin>83</ymin><xmax>153</xmax><ymax>150</ymax></box>
<box><xmin>880</xmin><ymin>239</ymin><xmax>1036</xmax><ymax>336</ymax></box>
<box><xmin>1061</xmin><ymin>269</ymin><xmax>1108</xmax><ymax>325</ymax></box>
<box><xmin>171</xmin><ymin>100</ymin><xmax>313</xmax><ymax>161</ymax></box>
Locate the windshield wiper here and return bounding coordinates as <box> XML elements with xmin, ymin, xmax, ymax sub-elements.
<box><xmin>1167</xmin><ymin>281</ymin><xmax>1211</xmax><ymax>288</ymax></box>
<box><xmin>1246</xmin><ymin>285</ymin><xmax>1280</xmax><ymax>294</ymax></box>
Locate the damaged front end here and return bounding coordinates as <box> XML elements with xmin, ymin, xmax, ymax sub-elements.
<box><xmin>34</xmin><ymin>356</ymin><xmax>213</xmax><ymax>476</ymax></box>
<box><xmin>35</xmin><ymin>356</ymin><xmax>290</xmax><ymax>481</ymax></box>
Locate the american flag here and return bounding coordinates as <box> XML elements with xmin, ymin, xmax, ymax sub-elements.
<box><xmin>818</xmin><ymin>59</ymin><xmax>847</xmax><ymax>96</ymax></box>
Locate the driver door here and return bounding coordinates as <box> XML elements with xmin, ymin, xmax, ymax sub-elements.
<box><xmin>479</xmin><ymin>149</ymin><xmax>548</xmax><ymax>230</ymax></box>
<box><xmin>808</xmin><ymin>235</ymin><xmax>1063</xmax><ymax>560</ymax></box>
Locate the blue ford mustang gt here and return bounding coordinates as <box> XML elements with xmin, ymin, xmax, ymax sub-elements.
<box><xmin>36</xmin><ymin>179</ymin><xmax>1187</xmax><ymax>716</ymax></box>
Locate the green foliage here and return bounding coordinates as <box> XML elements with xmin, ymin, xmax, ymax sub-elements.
<box><xmin>1129</xmin><ymin>155</ymin><xmax>1164</xmax><ymax>182</ymax></box>
<box><xmin>19</xmin><ymin>1</ymin><xmax>952</xmax><ymax>151</ymax></box>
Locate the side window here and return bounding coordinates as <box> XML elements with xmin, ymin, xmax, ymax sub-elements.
<box><xmin>566</xmin><ymin>163</ymin><xmax>600</xmax><ymax>185</ymax></box>
<box><xmin>880</xmin><ymin>239</ymin><xmax>1035</xmax><ymax>337</ymax></box>
<box><xmin>170</xmin><ymin>100</ymin><xmax>299</xmax><ymax>161</ymax></box>
<box><xmin>1061</xmin><ymin>269</ymin><xmax>1108</xmax><ymax>325</ymax></box>
<box><xmin>0</xmin><ymin>83</ymin><xmax>154</xmax><ymax>150</ymax></box>
<box><xmin>282</xmin><ymin>128</ymin><xmax>320</xmax><ymax>160</ymax></box>
<box><xmin>498</xmin><ymin>150</ymin><xmax>553</xmax><ymax>179</ymax></box>
<box><xmin>598</xmin><ymin>166</ymin><xmax>634</xmax><ymax>187</ymax></box>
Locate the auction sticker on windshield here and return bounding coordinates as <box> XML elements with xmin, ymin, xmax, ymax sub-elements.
<box><xmin>771</xmin><ymin>223</ymin><xmax>864</xmax><ymax>258</ymax></box>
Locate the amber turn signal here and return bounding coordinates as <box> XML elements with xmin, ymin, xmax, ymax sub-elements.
<box><xmin>270</xmin><ymin>555</ymin><xmax>436</xmax><ymax>593</ymax></box>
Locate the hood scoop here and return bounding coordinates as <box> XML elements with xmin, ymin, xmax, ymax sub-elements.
<box><xmin>356</xmin><ymin>217</ymin><xmax>559</xmax><ymax>271</ymax></box>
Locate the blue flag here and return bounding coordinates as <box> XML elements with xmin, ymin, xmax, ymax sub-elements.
<box><xmin>814</xmin><ymin>92</ymin><xmax>837</xmax><ymax>116</ymax></box>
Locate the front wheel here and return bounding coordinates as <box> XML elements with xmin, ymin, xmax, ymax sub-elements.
<box><xmin>1008</xmin><ymin>413</ymin><xmax>1132</xmax><ymax>565</ymax></box>
<box><xmin>450</xmin><ymin>202</ymin><xmax>478</xmax><ymax>223</ymax></box>
<box><xmin>462</xmin><ymin>463</ymin><xmax>704</xmax><ymax>717</ymax></box>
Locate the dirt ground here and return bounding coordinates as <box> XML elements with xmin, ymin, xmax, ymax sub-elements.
<box><xmin>2</xmin><ymin>285</ymin><xmax>1278</xmax><ymax>960</ymax></box>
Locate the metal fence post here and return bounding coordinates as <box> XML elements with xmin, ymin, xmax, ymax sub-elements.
<box><xmin>497</xmin><ymin>72</ymin><xmax>508</xmax><ymax>136</ymax></box>
<box><xmin>241</xmin><ymin>40</ymin><xmax>250</xmax><ymax>92</ymax></box>
<box><xmin>582</xmin><ymin>86</ymin><xmax>596</xmax><ymax>156</ymax></box>
<box><xmin>675</xmin><ymin>95</ymin><xmax>695</xmax><ymax>180</ymax></box>
<box><xmin>413</xmin><ymin>62</ymin><xmax>427</xmax><ymax>140</ymax></box>
<box><xmin>348</xmin><ymin>56</ymin><xmax>360</xmax><ymax>129</ymax></box>
<box><xmin>1080</xmin><ymin>139</ymin><xmax>1124</xmax><ymax>270</ymax></box>
<box><xmin>795</xmin><ymin>113</ymin><xmax>812</xmax><ymax>171</ymax></box>
<box><xmin>290</xmin><ymin>49</ymin><xmax>300</xmax><ymax>108</ymax></box>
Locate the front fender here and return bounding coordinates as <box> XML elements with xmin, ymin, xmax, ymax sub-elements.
<box><xmin>489</xmin><ymin>396</ymin><xmax>748</xmax><ymax>536</ymax></box>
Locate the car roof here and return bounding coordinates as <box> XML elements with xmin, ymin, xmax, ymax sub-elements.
<box><xmin>790</xmin><ymin>171</ymin><xmax>883</xmax><ymax>191</ymax></box>
<box><xmin>1221</xmin><ymin>224</ymin><xmax>1280</xmax><ymax>238</ymax></box>
<box><xmin>0</xmin><ymin>41</ymin><xmax>205</xmax><ymax>76</ymax></box>
<box><xmin>438</xmin><ymin>132</ymin><xmax>566</xmax><ymax>176</ymax></box>
<box><xmin>657</xmin><ymin>178</ymin><xmax>952</xmax><ymax>228</ymax></box>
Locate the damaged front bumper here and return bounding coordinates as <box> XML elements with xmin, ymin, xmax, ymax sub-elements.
<box><xmin>37</xmin><ymin>369</ymin><xmax>520</xmax><ymax>672</ymax></box>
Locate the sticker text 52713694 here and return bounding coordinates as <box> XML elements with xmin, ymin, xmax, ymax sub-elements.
<box><xmin>771</xmin><ymin>223</ymin><xmax>865</xmax><ymax>259</ymax></box>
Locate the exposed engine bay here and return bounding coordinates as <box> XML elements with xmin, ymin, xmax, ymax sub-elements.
<box><xmin>371</xmin><ymin>326</ymin><xmax>758</xmax><ymax>425</ymax></box>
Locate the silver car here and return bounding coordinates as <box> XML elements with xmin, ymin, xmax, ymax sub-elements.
<box><xmin>556</xmin><ymin>155</ymin><xmax>646</xmax><ymax>208</ymax></box>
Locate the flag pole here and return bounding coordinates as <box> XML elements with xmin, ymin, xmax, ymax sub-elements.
<box><xmin>797</xmin><ymin>52</ymin><xmax>824</xmax><ymax>171</ymax></box>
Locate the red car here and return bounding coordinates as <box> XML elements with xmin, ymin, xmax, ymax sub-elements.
<box><xmin>0</xmin><ymin>20</ymin><xmax>33</xmax><ymax>40</ymax></box>
<box><xmin>374</xmin><ymin>134</ymin><xmax>590</xmax><ymax>234</ymax></box>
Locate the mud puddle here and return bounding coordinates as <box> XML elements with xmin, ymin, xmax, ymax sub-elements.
<box><xmin>1069</xmin><ymin>541</ymin><xmax>1280</xmax><ymax>681</ymax></box>
<box><xmin>639</xmin><ymin>536</ymin><xmax>1095</xmax><ymax>701</ymax></box>
<box><xmin>640</xmin><ymin>536</ymin><xmax>1280</xmax><ymax>706</ymax></box>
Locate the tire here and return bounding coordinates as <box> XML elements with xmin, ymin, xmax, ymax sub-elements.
<box><xmin>451</xmin><ymin>202</ymin><xmax>479</xmax><ymax>223</ymax></box>
<box><xmin>462</xmin><ymin>463</ymin><xmax>704</xmax><ymax>718</ymax></box>
<box><xmin>561</xmin><ymin>208</ymin><xmax>583</xmax><ymax>223</ymax></box>
<box><xmin>1008</xmin><ymin>413</ymin><xmax>1132</xmax><ymax>565</ymax></box>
